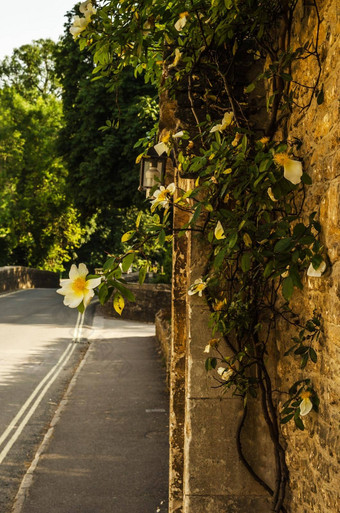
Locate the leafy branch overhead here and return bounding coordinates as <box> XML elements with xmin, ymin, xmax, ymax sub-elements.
<box><xmin>68</xmin><ymin>1</ymin><xmax>325</xmax><ymax>511</ymax></box>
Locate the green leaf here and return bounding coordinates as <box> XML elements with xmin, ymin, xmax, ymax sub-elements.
<box><xmin>284</xmin><ymin>345</ymin><xmax>297</xmax><ymax>356</ymax></box>
<box><xmin>281</xmin><ymin>413</ymin><xmax>294</xmax><ymax>424</ymax></box>
<box><xmin>205</xmin><ymin>357</ymin><xmax>217</xmax><ymax>371</ymax></box>
<box><xmin>245</xmin><ymin>83</ymin><xmax>256</xmax><ymax>93</ymax></box>
<box><xmin>107</xmin><ymin>267</ymin><xmax>121</xmax><ymax>280</ymax></box>
<box><xmin>301</xmin><ymin>353</ymin><xmax>309</xmax><ymax>369</ymax></box>
<box><xmin>301</xmin><ymin>172</ymin><xmax>312</xmax><ymax>185</ymax></box>
<box><xmin>293</xmin><ymin>223</ymin><xmax>306</xmax><ymax>239</ymax></box>
<box><xmin>121</xmin><ymin>252</ymin><xmax>135</xmax><ymax>273</ymax></box>
<box><xmin>281</xmin><ymin>407</ymin><xmax>294</xmax><ymax>415</ymax></box>
<box><xmin>103</xmin><ymin>257</ymin><xmax>115</xmax><ymax>272</ymax></box>
<box><xmin>294</xmin><ymin>416</ymin><xmax>305</xmax><ymax>431</ymax></box>
<box><xmin>190</xmin><ymin>203</ymin><xmax>202</xmax><ymax>226</ymax></box>
<box><xmin>136</xmin><ymin>211</ymin><xmax>142</xmax><ymax>229</ymax></box>
<box><xmin>121</xmin><ymin>230</ymin><xmax>136</xmax><ymax>243</ymax></box>
<box><xmin>259</xmin><ymin>159</ymin><xmax>271</xmax><ymax>173</ymax></box>
<box><xmin>274</xmin><ymin>237</ymin><xmax>293</xmax><ymax>253</ymax></box>
<box><xmin>214</xmin><ymin>247</ymin><xmax>227</xmax><ymax>269</ymax></box>
<box><xmin>241</xmin><ymin>135</ymin><xmax>248</xmax><ymax>153</ymax></box>
<box><xmin>241</xmin><ymin>252</ymin><xmax>251</xmax><ymax>272</ymax></box>
<box><xmin>289</xmin><ymin>267</ymin><xmax>303</xmax><ymax>290</ymax></box>
<box><xmin>311</xmin><ymin>254</ymin><xmax>323</xmax><ymax>269</ymax></box>
<box><xmin>113</xmin><ymin>292</ymin><xmax>125</xmax><ymax>316</ymax></box>
<box><xmin>98</xmin><ymin>283</ymin><xmax>109</xmax><ymax>305</ymax></box>
<box><xmin>253</xmin><ymin>174</ymin><xmax>266</xmax><ymax>188</ymax></box>
<box><xmin>263</xmin><ymin>261</ymin><xmax>274</xmax><ymax>278</ymax></box>
<box><xmin>229</xmin><ymin>232</ymin><xmax>238</xmax><ymax>249</ymax></box>
<box><xmin>139</xmin><ymin>265</ymin><xmax>147</xmax><ymax>285</ymax></box>
<box><xmin>158</xmin><ymin>229</ymin><xmax>166</xmax><ymax>246</ymax></box>
<box><xmin>77</xmin><ymin>301</ymin><xmax>85</xmax><ymax>314</ymax></box>
<box><xmin>316</xmin><ymin>87</ymin><xmax>324</xmax><ymax>105</ymax></box>
<box><xmin>294</xmin><ymin>345</ymin><xmax>309</xmax><ymax>355</ymax></box>
<box><xmin>112</xmin><ymin>280</ymin><xmax>136</xmax><ymax>302</ymax></box>
<box><xmin>282</xmin><ymin>276</ymin><xmax>294</xmax><ymax>301</ymax></box>
<box><xmin>313</xmin><ymin>221</ymin><xmax>321</xmax><ymax>232</ymax></box>
<box><xmin>309</xmin><ymin>348</ymin><xmax>317</xmax><ymax>363</ymax></box>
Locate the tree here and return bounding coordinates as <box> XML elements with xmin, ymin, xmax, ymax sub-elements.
<box><xmin>53</xmin><ymin>9</ymin><xmax>159</xmax><ymax>266</ymax></box>
<box><xmin>0</xmin><ymin>42</ymin><xmax>84</xmax><ymax>272</ymax></box>
<box><xmin>0</xmin><ymin>39</ymin><xmax>59</xmax><ymax>99</ymax></box>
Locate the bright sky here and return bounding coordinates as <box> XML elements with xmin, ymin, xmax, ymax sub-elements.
<box><xmin>0</xmin><ymin>0</ymin><xmax>79</xmax><ymax>61</ymax></box>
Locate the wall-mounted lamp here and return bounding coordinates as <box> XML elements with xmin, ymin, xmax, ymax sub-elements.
<box><xmin>139</xmin><ymin>147</ymin><xmax>168</xmax><ymax>197</ymax></box>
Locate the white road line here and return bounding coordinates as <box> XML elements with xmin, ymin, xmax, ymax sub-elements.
<box><xmin>0</xmin><ymin>290</ymin><xmax>23</xmax><ymax>299</ymax></box>
<box><xmin>0</xmin><ymin>310</ymin><xmax>85</xmax><ymax>465</ymax></box>
<box><xmin>0</xmin><ymin>343</ymin><xmax>73</xmax><ymax>450</ymax></box>
<box><xmin>11</xmin><ymin>334</ymin><xmax>92</xmax><ymax>513</ymax></box>
<box><xmin>73</xmin><ymin>311</ymin><xmax>85</xmax><ymax>342</ymax></box>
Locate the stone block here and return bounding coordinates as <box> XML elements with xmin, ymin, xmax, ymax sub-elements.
<box><xmin>184</xmin><ymin>398</ymin><xmax>271</xmax><ymax>498</ymax></box>
<box><xmin>183</xmin><ymin>493</ymin><xmax>271</xmax><ymax>513</ymax></box>
<box><xmin>320</xmin><ymin>182</ymin><xmax>340</xmax><ymax>262</ymax></box>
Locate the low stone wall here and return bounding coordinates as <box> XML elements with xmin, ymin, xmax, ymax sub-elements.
<box><xmin>99</xmin><ymin>282</ymin><xmax>171</xmax><ymax>323</ymax></box>
<box><xmin>0</xmin><ymin>266</ymin><xmax>59</xmax><ymax>293</ymax></box>
<box><xmin>155</xmin><ymin>308</ymin><xmax>171</xmax><ymax>386</ymax></box>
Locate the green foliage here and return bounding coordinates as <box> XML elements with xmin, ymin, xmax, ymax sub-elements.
<box><xmin>71</xmin><ymin>1</ymin><xmax>324</xmax><ymax>508</ymax></box>
<box><xmin>55</xmin><ymin>12</ymin><xmax>158</xmax><ymax>215</ymax></box>
<box><xmin>0</xmin><ymin>44</ymin><xmax>83</xmax><ymax>272</ymax></box>
<box><xmin>0</xmin><ymin>39</ymin><xmax>60</xmax><ymax>99</ymax></box>
<box><xmin>76</xmin><ymin>0</ymin><xmax>324</xmax><ymax>409</ymax></box>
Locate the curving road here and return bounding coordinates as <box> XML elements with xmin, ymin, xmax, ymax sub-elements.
<box><xmin>0</xmin><ymin>288</ymin><xmax>94</xmax><ymax>512</ymax></box>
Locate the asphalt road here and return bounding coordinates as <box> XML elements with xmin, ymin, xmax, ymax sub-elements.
<box><xmin>0</xmin><ymin>288</ymin><xmax>94</xmax><ymax>513</ymax></box>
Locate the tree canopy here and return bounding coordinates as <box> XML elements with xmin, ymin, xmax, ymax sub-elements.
<box><xmin>0</xmin><ymin>41</ymin><xmax>83</xmax><ymax>271</ymax></box>
<box><xmin>0</xmin><ymin>39</ymin><xmax>59</xmax><ymax>99</ymax></box>
<box><xmin>55</xmin><ymin>13</ymin><xmax>158</xmax><ymax>215</ymax></box>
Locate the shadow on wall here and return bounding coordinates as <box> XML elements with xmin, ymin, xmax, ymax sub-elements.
<box><xmin>0</xmin><ymin>266</ymin><xmax>59</xmax><ymax>293</ymax></box>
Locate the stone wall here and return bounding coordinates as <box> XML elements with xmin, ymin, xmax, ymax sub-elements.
<box><xmin>0</xmin><ymin>266</ymin><xmax>59</xmax><ymax>292</ymax></box>
<box><xmin>155</xmin><ymin>308</ymin><xmax>171</xmax><ymax>387</ymax></box>
<box><xmin>275</xmin><ymin>2</ymin><xmax>340</xmax><ymax>511</ymax></box>
<box><xmin>164</xmin><ymin>2</ymin><xmax>339</xmax><ymax>511</ymax></box>
<box><xmin>98</xmin><ymin>282</ymin><xmax>171</xmax><ymax>322</ymax></box>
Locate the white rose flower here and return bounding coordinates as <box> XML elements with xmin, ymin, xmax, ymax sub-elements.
<box><xmin>307</xmin><ymin>260</ymin><xmax>326</xmax><ymax>277</ymax></box>
<box><xmin>273</xmin><ymin>153</ymin><xmax>303</xmax><ymax>185</ymax></box>
<box><xmin>57</xmin><ymin>263</ymin><xmax>101</xmax><ymax>308</ymax></box>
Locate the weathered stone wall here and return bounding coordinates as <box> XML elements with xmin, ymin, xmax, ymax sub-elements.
<box><xmin>0</xmin><ymin>266</ymin><xmax>59</xmax><ymax>292</ymax></box>
<box><xmin>155</xmin><ymin>308</ymin><xmax>171</xmax><ymax>385</ymax></box>
<box><xmin>165</xmin><ymin>2</ymin><xmax>339</xmax><ymax>510</ymax></box>
<box><xmin>169</xmin><ymin>172</ymin><xmax>191</xmax><ymax>513</ymax></box>
<box><xmin>275</xmin><ymin>2</ymin><xmax>340</xmax><ymax>511</ymax></box>
<box><xmin>183</xmin><ymin>231</ymin><xmax>273</xmax><ymax>512</ymax></box>
<box><xmin>99</xmin><ymin>282</ymin><xmax>171</xmax><ymax>322</ymax></box>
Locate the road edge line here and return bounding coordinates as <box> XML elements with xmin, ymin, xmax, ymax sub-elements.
<box><xmin>0</xmin><ymin>343</ymin><xmax>74</xmax><ymax>451</ymax></box>
<box><xmin>11</xmin><ymin>339</ymin><xmax>93</xmax><ymax>513</ymax></box>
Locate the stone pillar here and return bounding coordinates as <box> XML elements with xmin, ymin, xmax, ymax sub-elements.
<box><xmin>182</xmin><ymin>229</ymin><xmax>273</xmax><ymax>512</ymax></box>
<box><xmin>169</xmin><ymin>171</ymin><xmax>193</xmax><ymax>512</ymax></box>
